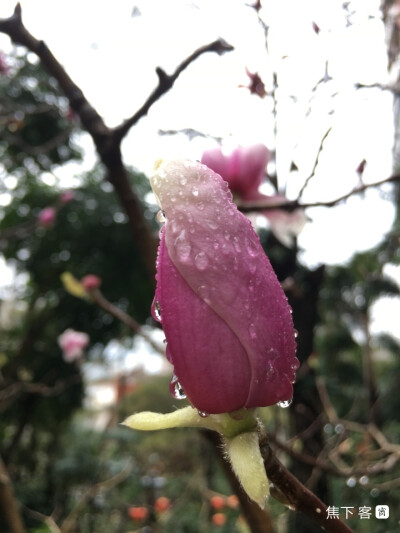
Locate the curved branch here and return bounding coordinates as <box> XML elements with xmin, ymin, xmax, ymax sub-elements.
<box><xmin>259</xmin><ymin>433</ymin><xmax>354</xmax><ymax>533</ymax></box>
<box><xmin>0</xmin><ymin>5</ymin><xmax>233</xmax><ymax>282</ymax></box>
<box><xmin>113</xmin><ymin>38</ymin><xmax>234</xmax><ymax>142</ymax></box>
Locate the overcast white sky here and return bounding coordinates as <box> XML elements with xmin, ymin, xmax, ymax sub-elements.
<box><xmin>1</xmin><ymin>0</ymin><xmax>399</xmax><ymax>338</ymax></box>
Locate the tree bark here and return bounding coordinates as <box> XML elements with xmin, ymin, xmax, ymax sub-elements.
<box><xmin>0</xmin><ymin>455</ymin><xmax>26</xmax><ymax>533</ymax></box>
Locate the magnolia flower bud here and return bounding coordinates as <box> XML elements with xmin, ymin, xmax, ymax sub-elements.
<box><xmin>150</xmin><ymin>159</ymin><xmax>298</xmax><ymax>415</ymax></box>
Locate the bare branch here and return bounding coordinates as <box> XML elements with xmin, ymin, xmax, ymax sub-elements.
<box><xmin>239</xmin><ymin>173</ymin><xmax>400</xmax><ymax>213</ymax></box>
<box><xmin>60</xmin><ymin>462</ymin><xmax>133</xmax><ymax>533</ymax></box>
<box><xmin>297</xmin><ymin>127</ymin><xmax>332</xmax><ymax>200</ymax></box>
<box><xmin>113</xmin><ymin>38</ymin><xmax>234</xmax><ymax>142</ymax></box>
<box><xmin>0</xmin><ymin>6</ymin><xmax>234</xmax><ymax>283</ymax></box>
<box><xmin>0</xmin><ymin>454</ymin><xmax>26</xmax><ymax>533</ymax></box>
<box><xmin>87</xmin><ymin>288</ymin><xmax>165</xmax><ymax>355</ymax></box>
<box><xmin>259</xmin><ymin>431</ymin><xmax>354</xmax><ymax>533</ymax></box>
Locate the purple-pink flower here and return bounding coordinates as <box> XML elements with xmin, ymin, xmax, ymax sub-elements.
<box><xmin>201</xmin><ymin>145</ymin><xmax>306</xmax><ymax>247</ymax></box>
<box><xmin>0</xmin><ymin>51</ymin><xmax>9</xmax><ymax>75</ymax></box>
<box><xmin>58</xmin><ymin>329</ymin><xmax>89</xmax><ymax>362</ymax></box>
<box><xmin>38</xmin><ymin>207</ymin><xmax>56</xmax><ymax>228</ymax></box>
<box><xmin>150</xmin><ymin>160</ymin><xmax>298</xmax><ymax>415</ymax></box>
<box><xmin>59</xmin><ymin>191</ymin><xmax>75</xmax><ymax>204</ymax></box>
<box><xmin>81</xmin><ymin>274</ymin><xmax>102</xmax><ymax>291</ymax></box>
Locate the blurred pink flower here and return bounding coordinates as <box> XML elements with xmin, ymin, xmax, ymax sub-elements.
<box><xmin>81</xmin><ymin>274</ymin><xmax>102</xmax><ymax>291</ymax></box>
<box><xmin>150</xmin><ymin>160</ymin><xmax>298</xmax><ymax>414</ymax></box>
<box><xmin>59</xmin><ymin>191</ymin><xmax>75</xmax><ymax>203</ymax></box>
<box><xmin>0</xmin><ymin>52</ymin><xmax>9</xmax><ymax>75</ymax></box>
<box><xmin>201</xmin><ymin>145</ymin><xmax>306</xmax><ymax>247</ymax></box>
<box><xmin>58</xmin><ymin>329</ymin><xmax>89</xmax><ymax>362</ymax></box>
<box><xmin>38</xmin><ymin>207</ymin><xmax>56</xmax><ymax>228</ymax></box>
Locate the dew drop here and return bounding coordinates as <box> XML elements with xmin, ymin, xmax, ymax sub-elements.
<box><xmin>194</xmin><ymin>251</ymin><xmax>209</xmax><ymax>270</ymax></box>
<box><xmin>277</xmin><ymin>398</ymin><xmax>293</xmax><ymax>408</ymax></box>
<box><xmin>156</xmin><ymin>210</ymin><xmax>166</xmax><ymax>223</ymax></box>
<box><xmin>198</xmin><ymin>284</ymin><xmax>211</xmax><ymax>302</ymax></box>
<box><xmin>207</xmin><ymin>219</ymin><xmax>218</xmax><ymax>230</ymax></box>
<box><xmin>233</xmin><ymin>236</ymin><xmax>241</xmax><ymax>253</ymax></box>
<box><xmin>198</xmin><ymin>410</ymin><xmax>209</xmax><ymax>418</ymax></box>
<box><xmin>192</xmin><ymin>187</ymin><xmax>199</xmax><ymax>196</ymax></box>
<box><xmin>346</xmin><ymin>477</ymin><xmax>356</xmax><ymax>488</ymax></box>
<box><xmin>294</xmin><ymin>329</ymin><xmax>299</xmax><ymax>339</ymax></box>
<box><xmin>291</xmin><ymin>359</ymin><xmax>300</xmax><ymax>370</ymax></box>
<box><xmin>246</xmin><ymin>237</ymin><xmax>258</xmax><ymax>257</ymax></box>
<box><xmin>265</xmin><ymin>362</ymin><xmax>277</xmax><ymax>380</ymax></box>
<box><xmin>153</xmin><ymin>301</ymin><xmax>162</xmax><ymax>321</ymax></box>
<box><xmin>248</xmin><ymin>261</ymin><xmax>257</xmax><ymax>275</ymax></box>
<box><xmin>249</xmin><ymin>323</ymin><xmax>257</xmax><ymax>340</ymax></box>
<box><xmin>175</xmin><ymin>231</ymin><xmax>191</xmax><ymax>261</ymax></box>
<box><xmin>169</xmin><ymin>374</ymin><xmax>187</xmax><ymax>400</ymax></box>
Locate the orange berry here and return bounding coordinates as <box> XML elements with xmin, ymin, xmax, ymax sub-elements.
<box><xmin>210</xmin><ymin>495</ymin><xmax>225</xmax><ymax>510</ymax></box>
<box><xmin>212</xmin><ymin>513</ymin><xmax>226</xmax><ymax>526</ymax></box>
<box><xmin>155</xmin><ymin>496</ymin><xmax>171</xmax><ymax>512</ymax></box>
<box><xmin>128</xmin><ymin>506</ymin><xmax>148</xmax><ymax>521</ymax></box>
<box><xmin>226</xmin><ymin>494</ymin><xmax>239</xmax><ymax>508</ymax></box>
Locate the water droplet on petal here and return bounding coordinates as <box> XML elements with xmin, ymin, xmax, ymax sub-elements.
<box><xmin>175</xmin><ymin>230</ymin><xmax>191</xmax><ymax>261</ymax></box>
<box><xmin>291</xmin><ymin>359</ymin><xmax>300</xmax><ymax>370</ymax></box>
<box><xmin>265</xmin><ymin>362</ymin><xmax>277</xmax><ymax>380</ymax></box>
<box><xmin>246</xmin><ymin>237</ymin><xmax>258</xmax><ymax>257</ymax></box>
<box><xmin>233</xmin><ymin>236</ymin><xmax>241</xmax><ymax>253</ymax></box>
<box><xmin>249</xmin><ymin>323</ymin><xmax>257</xmax><ymax>340</ymax></box>
<box><xmin>294</xmin><ymin>329</ymin><xmax>299</xmax><ymax>339</ymax></box>
<box><xmin>248</xmin><ymin>261</ymin><xmax>257</xmax><ymax>275</ymax></box>
<box><xmin>192</xmin><ymin>187</ymin><xmax>199</xmax><ymax>196</ymax></box>
<box><xmin>156</xmin><ymin>210</ymin><xmax>166</xmax><ymax>223</ymax></box>
<box><xmin>153</xmin><ymin>301</ymin><xmax>162</xmax><ymax>322</ymax></box>
<box><xmin>207</xmin><ymin>219</ymin><xmax>218</xmax><ymax>230</ymax></box>
<box><xmin>194</xmin><ymin>251</ymin><xmax>208</xmax><ymax>270</ymax></box>
<box><xmin>277</xmin><ymin>398</ymin><xmax>293</xmax><ymax>408</ymax></box>
<box><xmin>197</xmin><ymin>284</ymin><xmax>211</xmax><ymax>303</ymax></box>
<box><xmin>169</xmin><ymin>374</ymin><xmax>187</xmax><ymax>400</ymax></box>
<box><xmin>198</xmin><ymin>410</ymin><xmax>209</xmax><ymax>418</ymax></box>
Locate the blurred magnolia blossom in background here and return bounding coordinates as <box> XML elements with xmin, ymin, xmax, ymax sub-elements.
<box><xmin>57</xmin><ymin>328</ymin><xmax>90</xmax><ymax>362</ymax></box>
<box><xmin>201</xmin><ymin>145</ymin><xmax>306</xmax><ymax>247</ymax></box>
<box><xmin>59</xmin><ymin>190</ymin><xmax>75</xmax><ymax>204</ymax></box>
<box><xmin>37</xmin><ymin>206</ymin><xmax>56</xmax><ymax>228</ymax></box>
<box><xmin>0</xmin><ymin>50</ymin><xmax>8</xmax><ymax>75</ymax></box>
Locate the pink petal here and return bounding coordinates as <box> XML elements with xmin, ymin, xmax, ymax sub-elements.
<box><xmin>201</xmin><ymin>144</ymin><xmax>269</xmax><ymax>198</ymax></box>
<box><xmin>153</xmin><ymin>232</ymin><xmax>250</xmax><ymax>413</ymax></box>
<box><xmin>151</xmin><ymin>160</ymin><xmax>297</xmax><ymax>413</ymax></box>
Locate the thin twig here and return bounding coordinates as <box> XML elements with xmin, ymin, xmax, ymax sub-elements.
<box><xmin>297</xmin><ymin>127</ymin><xmax>332</xmax><ymax>200</ymax></box>
<box><xmin>60</xmin><ymin>461</ymin><xmax>133</xmax><ymax>533</ymax></box>
<box><xmin>238</xmin><ymin>173</ymin><xmax>400</xmax><ymax>212</ymax></box>
<box><xmin>88</xmin><ymin>288</ymin><xmax>165</xmax><ymax>355</ymax></box>
<box><xmin>113</xmin><ymin>39</ymin><xmax>234</xmax><ymax>142</ymax></box>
